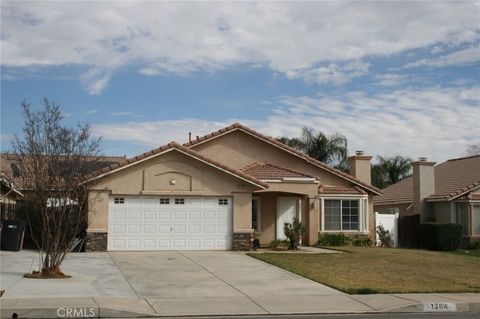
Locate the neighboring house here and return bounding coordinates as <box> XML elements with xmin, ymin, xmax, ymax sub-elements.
<box><xmin>0</xmin><ymin>174</ymin><xmax>23</xmax><ymax>220</ymax></box>
<box><xmin>84</xmin><ymin>123</ymin><xmax>381</xmax><ymax>251</ymax></box>
<box><xmin>0</xmin><ymin>153</ymin><xmax>126</xmax><ymax>202</ymax></box>
<box><xmin>374</xmin><ymin>155</ymin><xmax>480</xmax><ymax>243</ymax></box>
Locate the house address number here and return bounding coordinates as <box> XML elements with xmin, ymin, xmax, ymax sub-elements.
<box><xmin>422</xmin><ymin>302</ymin><xmax>457</xmax><ymax>312</ymax></box>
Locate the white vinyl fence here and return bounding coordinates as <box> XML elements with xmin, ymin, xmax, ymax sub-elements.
<box><xmin>375</xmin><ymin>212</ymin><xmax>399</xmax><ymax>247</ymax></box>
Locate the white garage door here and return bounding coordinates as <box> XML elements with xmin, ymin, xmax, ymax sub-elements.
<box><xmin>108</xmin><ymin>196</ymin><xmax>232</xmax><ymax>251</ymax></box>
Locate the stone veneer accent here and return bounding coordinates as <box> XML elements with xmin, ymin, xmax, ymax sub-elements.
<box><xmin>85</xmin><ymin>232</ymin><xmax>108</xmax><ymax>252</ymax></box>
<box><xmin>232</xmin><ymin>232</ymin><xmax>252</xmax><ymax>251</ymax></box>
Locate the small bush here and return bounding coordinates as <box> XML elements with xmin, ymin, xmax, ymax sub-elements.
<box><xmin>318</xmin><ymin>233</ymin><xmax>351</xmax><ymax>246</ymax></box>
<box><xmin>417</xmin><ymin>223</ymin><xmax>462</xmax><ymax>251</ymax></box>
<box><xmin>270</xmin><ymin>239</ymin><xmax>289</xmax><ymax>250</ymax></box>
<box><xmin>283</xmin><ymin>217</ymin><xmax>306</xmax><ymax>249</ymax></box>
<box><xmin>376</xmin><ymin>225</ymin><xmax>393</xmax><ymax>248</ymax></box>
<box><xmin>352</xmin><ymin>236</ymin><xmax>373</xmax><ymax>247</ymax></box>
<box><xmin>470</xmin><ymin>240</ymin><xmax>480</xmax><ymax>251</ymax></box>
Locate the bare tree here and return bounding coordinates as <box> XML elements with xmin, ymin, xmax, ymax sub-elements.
<box><xmin>11</xmin><ymin>98</ymin><xmax>101</xmax><ymax>278</ymax></box>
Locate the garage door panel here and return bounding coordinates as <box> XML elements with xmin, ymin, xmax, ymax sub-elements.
<box><xmin>143</xmin><ymin>224</ymin><xmax>156</xmax><ymax>233</ymax></box>
<box><xmin>159</xmin><ymin>225</ymin><xmax>171</xmax><ymax>233</ymax></box>
<box><xmin>108</xmin><ymin>196</ymin><xmax>232</xmax><ymax>251</ymax></box>
<box><xmin>112</xmin><ymin>224</ymin><xmax>126</xmax><ymax>234</ymax></box>
<box><xmin>174</xmin><ymin>211</ymin><xmax>186</xmax><ymax>219</ymax></box>
<box><xmin>143</xmin><ymin>210</ymin><xmax>156</xmax><ymax>220</ymax></box>
<box><xmin>158</xmin><ymin>211</ymin><xmax>171</xmax><ymax>220</ymax></box>
<box><xmin>129</xmin><ymin>211</ymin><xmax>141</xmax><ymax>220</ymax></box>
<box><xmin>203</xmin><ymin>211</ymin><xmax>215</xmax><ymax>220</ymax></box>
<box><xmin>112</xmin><ymin>211</ymin><xmax>126</xmax><ymax>220</ymax></box>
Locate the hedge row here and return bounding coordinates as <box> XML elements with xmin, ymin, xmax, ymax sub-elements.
<box><xmin>417</xmin><ymin>223</ymin><xmax>462</xmax><ymax>251</ymax></box>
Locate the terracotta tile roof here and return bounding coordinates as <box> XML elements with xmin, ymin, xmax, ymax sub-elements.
<box><xmin>241</xmin><ymin>162</ymin><xmax>315</xmax><ymax>180</ymax></box>
<box><xmin>184</xmin><ymin>123</ymin><xmax>382</xmax><ymax>195</ymax></box>
<box><xmin>374</xmin><ymin>155</ymin><xmax>480</xmax><ymax>204</ymax></box>
<box><xmin>457</xmin><ymin>193</ymin><xmax>480</xmax><ymax>201</ymax></box>
<box><xmin>83</xmin><ymin>142</ymin><xmax>268</xmax><ymax>189</ymax></box>
<box><xmin>318</xmin><ymin>185</ymin><xmax>367</xmax><ymax>195</ymax></box>
<box><xmin>0</xmin><ymin>153</ymin><xmax>126</xmax><ymax>190</ymax></box>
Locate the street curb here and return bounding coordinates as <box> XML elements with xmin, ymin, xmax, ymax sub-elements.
<box><xmin>1</xmin><ymin>298</ymin><xmax>479</xmax><ymax>318</ymax></box>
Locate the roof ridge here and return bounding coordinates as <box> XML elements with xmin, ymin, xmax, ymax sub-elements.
<box><xmin>185</xmin><ymin>122</ymin><xmax>382</xmax><ymax>195</ymax></box>
<box><xmin>446</xmin><ymin>154</ymin><xmax>480</xmax><ymax>162</ymax></box>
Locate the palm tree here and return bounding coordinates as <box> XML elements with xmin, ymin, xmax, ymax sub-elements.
<box><xmin>371</xmin><ymin>155</ymin><xmax>412</xmax><ymax>189</ymax></box>
<box><xmin>276</xmin><ymin>127</ymin><xmax>349</xmax><ymax>171</ymax></box>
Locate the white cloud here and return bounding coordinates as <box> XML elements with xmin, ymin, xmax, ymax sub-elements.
<box><xmin>287</xmin><ymin>61</ymin><xmax>370</xmax><ymax>86</ymax></box>
<box><xmin>79</xmin><ymin>68</ymin><xmax>111</xmax><ymax>95</ymax></box>
<box><xmin>374</xmin><ymin>73</ymin><xmax>410</xmax><ymax>86</ymax></box>
<box><xmin>404</xmin><ymin>46</ymin><xmax>480</xmax><ymax>68</ymax></box>
<box><xmin>93</xmin><ymin>85</ymin><xmax>480</xmax><ymax>162</ymax></box>
<box><xmin>2</xmin><ymin>1</ymin><xmax>479</xmax><ymax>93</ymax></box>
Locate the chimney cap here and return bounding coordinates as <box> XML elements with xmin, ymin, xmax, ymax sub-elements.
<box><xmin>419</xmin><ymin>157</ymin><xmax>428</xmax><ymax>162</ymax></box>
<box><xmin>355</xmin><ymin>150</ymin><xmax>365</xmax><ymax>156</ymax></box>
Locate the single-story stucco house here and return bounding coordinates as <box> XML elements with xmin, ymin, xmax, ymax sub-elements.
<box><xmin>84</xmin><ymin>123</ymin><xmax>382</xmax><ymax>251</ymax></box>
<box><xmin>373</xmin><ymin>155</ymin><xmax>480</xmax><ymax>244</ymax></box>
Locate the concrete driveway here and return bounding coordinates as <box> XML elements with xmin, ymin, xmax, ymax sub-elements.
<box><xmin>1</xmin><ymin>250</ymin><xmax>372</xmax><ymax>315</ymax></box>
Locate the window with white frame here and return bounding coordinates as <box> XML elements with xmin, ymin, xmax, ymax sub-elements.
<box><xmin>324</xmin><ymin>199</ymin><xmax>359</xmax><ymax>231</ymax></box>
<box><xmin>218</xmin><ymin>199</ymin><xmax>228</xmax><ymax>205</ymax></box>
<box><xmin>114</xmin><ymin>197</ymin><xmax>125</xmax><ymax>204</ymax></box>
<box><xmin>456</xmin><ymin>203</ymin><xmax>469</xmax><ymax>236</ymax></box>
<box><xmin>174</xmin><ymin>198</ymin><xmax>185</xmax><ymax>205</ymax></box>
<box><xmin>252</xmin><ymin>198</ymin><xmax>260</xmax><ymax>231</ymax></box>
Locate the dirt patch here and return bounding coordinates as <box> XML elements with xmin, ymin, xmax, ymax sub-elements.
<box><xmin>24</xmin><ymin>267</ymin><xmax>72</xmax><ymax>279</ymax></box>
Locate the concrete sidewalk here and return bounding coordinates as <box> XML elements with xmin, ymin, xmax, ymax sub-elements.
<box><xmin>1</xmin><ymin>293</ymin><xmax>479</xmax><ymax>318</ymax></box>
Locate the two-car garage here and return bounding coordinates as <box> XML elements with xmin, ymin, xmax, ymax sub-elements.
<box><xmin>108</xmin><ymin>196</ymin><xmax>233</xmax><ymax>251</ymax></box>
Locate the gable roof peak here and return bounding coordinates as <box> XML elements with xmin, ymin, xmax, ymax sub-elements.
<box><xmin>184</xmin><ymin>122</ymin><xmax>382</xmax><ymax>195</ymax></box>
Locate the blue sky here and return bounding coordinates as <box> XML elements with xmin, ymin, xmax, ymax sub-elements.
<box><xmin>1</xmin><ymin>1</ymin><xmax>479</xmax><ymax>162</ymax></box>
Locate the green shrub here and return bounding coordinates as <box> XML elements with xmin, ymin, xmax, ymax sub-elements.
<box><xmin>352</xmin><ymin>236</ymin><xmax>373</xmax><ymax>247</ymax></box>
<box><xmin>417</xmin><ymin>223</ymin><xmax>462</xmax><ymax>251</ymax></box>
<box><xmin>376</xmin><ymin>225</ymin><xmax>393</xmax><ymax>248</ymax></box>
<box><xmin>318</xmin><ymin>233</ymin><xmax>351</xmax><ymax>246</ymax></box>
<box><xmin>283</xmin><ymin>217</ymin><xmax>306</xmax><ymax>249</ymax></box>
<box><xmin>470</xmin><ymin>240</ymin><xmax>480</xmax><ymax>251</ymax></box>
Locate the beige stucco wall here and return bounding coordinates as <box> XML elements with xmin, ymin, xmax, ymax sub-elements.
<box><xmin>433</xmin><ymin>201</ymin><xmax>453</xmax><ymax>223</ymax></box>
<box><xmin>87</xmin><ymin>149</ymin><xmax>259</xmax><ymax>232</ymax></box>
<box><xmin>191</xmin><ymin>130</ymin><xmax>352</xmax><ymax>186</ymax></box>
<box><xmin>232</xmin><ymin>192</ymin><xmax>253</xmax><ymax>232</ymax></box>
<box><xmin>255</xmin><ymin>192</ymin><xmax>276</xmax><ymax>244</ymax></box>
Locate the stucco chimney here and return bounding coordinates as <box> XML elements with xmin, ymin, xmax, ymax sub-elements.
<box><xmin>348</xmin><ymin>151</ymin><xmax>372</xmax><ymax>185</ymax></box>
<box><xmin>412</xmin><ymin>157</ymin><xmax>436</xmax><ymax>222</ymax></box>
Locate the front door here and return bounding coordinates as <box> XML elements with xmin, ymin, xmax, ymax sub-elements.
<box><xmin>276</xmin><ymin>197</ymin><xmax>299</xmax><ymax>240</ymax></box>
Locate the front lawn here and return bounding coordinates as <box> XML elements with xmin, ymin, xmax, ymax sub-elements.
<box><xmin>247</xmin><ymin>247</ymin><xmax>480</xmax><ymax>294</ymax></box>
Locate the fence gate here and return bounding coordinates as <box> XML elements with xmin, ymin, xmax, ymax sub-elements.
<box><xmin>375</xmin><ymin>212</ymin><xmax>399</xmax><ymax>247</ymax></box>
